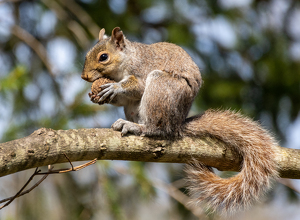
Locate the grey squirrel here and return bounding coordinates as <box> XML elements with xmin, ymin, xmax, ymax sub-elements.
<box><xmin>81</xmin><ymin>27</ymin><xmax>278</xmax><ymax>214</ymax></box>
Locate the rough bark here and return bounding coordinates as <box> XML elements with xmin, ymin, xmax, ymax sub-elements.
<box><xmin>0</xmin><ymin>127</ymin><xmax>299</xmax><ymax>178</ymax></box>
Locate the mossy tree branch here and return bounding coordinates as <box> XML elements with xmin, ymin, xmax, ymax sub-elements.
<box><xmin>0</xmin><ymin>128</ymin><xmax>299</xmax><ymax>178</ymax></box>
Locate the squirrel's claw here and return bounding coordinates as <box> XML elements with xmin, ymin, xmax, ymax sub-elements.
<box><xmin>98</xmin><ymin>83</ymin><xmax>120</xmax><ymax>102</ymax></box>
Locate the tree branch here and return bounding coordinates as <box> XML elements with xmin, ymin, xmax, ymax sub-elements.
<box><xmin>0</xmin><ymin>128</ymin><xmax>299</xmax><ymax>178</ymax></box>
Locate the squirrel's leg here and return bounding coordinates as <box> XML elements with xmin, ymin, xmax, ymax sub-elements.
<box><xmin>112</xmin><ymin>70</ymin><xmax>195</xmax><ymax>137</ymax></box>
<box><xmin>111</xmin><ymin>100</ymin><xmax>144</xmax><ymax>136</ymax></box>
<box><xmin>139</xmin><ymin>70</ymin><xmax>194</xmax><ymax>137</ymax></box>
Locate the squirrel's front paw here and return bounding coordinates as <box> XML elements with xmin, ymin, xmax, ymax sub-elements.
<box><xmin>112</xmin><ymin>119</ymin><xmax>143</xmax><ymax>136</ymax></box>
<box><xmin>98</xmin><ymin>83</ymin><xmax>122</xmax><ymax>103</ymax></box>
<box><xmin>89</xmin><ymin>92</ymin><xmax>101</xmax><ymax>103</ymax></box>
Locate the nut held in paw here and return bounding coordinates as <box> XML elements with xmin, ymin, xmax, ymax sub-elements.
<box><xmin>89</xmin><ymin>77</ymin><xmax>116</xmax><ymax>105</ymax></box>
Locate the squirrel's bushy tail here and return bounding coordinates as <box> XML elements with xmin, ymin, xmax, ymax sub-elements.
<box><xmin>183</xmin><ymin>110</ymin><xmax>278</xmax><ymax>214</ymax></box>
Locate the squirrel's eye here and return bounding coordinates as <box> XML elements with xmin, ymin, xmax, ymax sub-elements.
<box><xmin>99</xmin><ymin>53</ymin><xmax>109</xmax><ymax>62</ymax></box>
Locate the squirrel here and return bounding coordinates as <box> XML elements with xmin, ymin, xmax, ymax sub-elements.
<box><xmin>81</xmin><ymin>27</ymin><xmax>278</xmax><ymax>214</ymax></box>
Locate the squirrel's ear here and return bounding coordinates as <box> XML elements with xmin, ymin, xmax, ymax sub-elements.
<box><xmin>111</xmin><ymin>27</ymin><xmax>125</xmax><ymax>50</ymax></box>
<box><xmin>99</xmin><ymin>28</ymin><xmax>105</xmax><ymax>41</ymax></box>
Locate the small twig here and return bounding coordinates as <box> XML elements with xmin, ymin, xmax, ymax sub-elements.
<box><xmin>0</xmin><ymin>166</ymin><xmax>53</xmax><ymax>205</ymax></box>
<box><xmin>0</xmin><ymin>158</ymin><xmax>97</xmax><ymax>210</ymax></box>
<box><xmin>0</xmin><ymin>168</ymin><xmax>41</xmax><ymax>209</ymax></box>
<box><xmin>63</xmin><ymin>153</ymin><xmax>75</xmax><ymax>171</ymax></box>
<box><xmin>35</xmin><ymin>158</ymin><xmax>97</xmax><ymax>175</ymax></box>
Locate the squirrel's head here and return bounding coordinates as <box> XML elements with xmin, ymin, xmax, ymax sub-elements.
<box><xmin>81</xmin><ymin>27</ymin><xmax>127</xmax><ymax>82</ymax></box>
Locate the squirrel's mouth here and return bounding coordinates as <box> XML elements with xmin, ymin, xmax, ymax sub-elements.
<box><xmin>81</xmin><ymin>69</ymin><xmax>102</xmax><ymax>82</ymax></box>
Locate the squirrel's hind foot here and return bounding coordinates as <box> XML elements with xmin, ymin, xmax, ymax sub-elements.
<box><xmin>111</xmin><ymin>119</ymin><xmax>144</xmax><ymax>136</ymax></box>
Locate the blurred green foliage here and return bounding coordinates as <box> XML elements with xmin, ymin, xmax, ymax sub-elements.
<box><xmin>0</xmin><ymin>0</ymin><xmax>300</xmax><ymax>219</ymax></box>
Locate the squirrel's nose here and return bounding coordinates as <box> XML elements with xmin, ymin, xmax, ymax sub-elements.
<box><xmin>81</xmin><ymin>72</ymin><xmax>89</xmax><ymax>81</ymax></box>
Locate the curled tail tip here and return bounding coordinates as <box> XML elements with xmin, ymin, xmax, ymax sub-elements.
<box><xmin>184</xmin><ymin>160</ymin><xmax>277</xmax><ymax>215</ymax></box>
